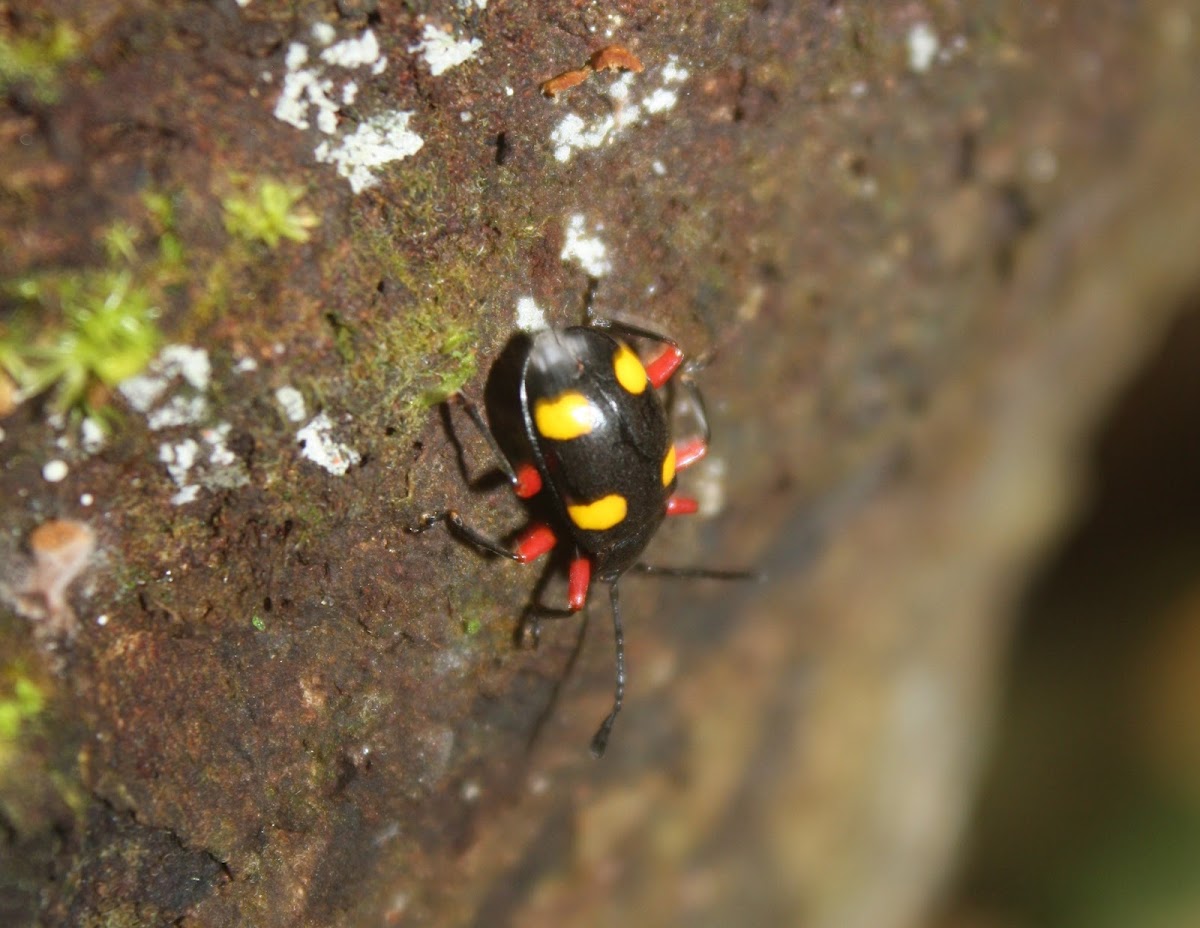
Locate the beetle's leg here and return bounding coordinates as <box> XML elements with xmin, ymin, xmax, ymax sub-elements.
<box><xmin>408</xmin><ymin>512</ymin><xmax>558</xmax><ymax>564</ymax></box>
<box><xmin>586</xmin><ymin>314</ymin><xmax>687</xmax><ymax>388</ymax></box>
<box><xmin>589</xmin><ymin>582</ymin><xmax>626</xmax><ymax>758</ymax></box>
<box><xmin>514</xmin><ymin>522</ymin><xmax>557</xmax><ymax>562</ymax></box>
<box><xmin>515</xmin><ymin>558</ymin><xmax>576</xmax><ymax>648</ymax></box>
<box><xmin>514</xmin><ymin>553</ymin><xmax>592</xmax><ymax>649</ymax></box>
<box><xmin>513</xmin><ymin>461</ymin><xmax>543</xmax><ymax>498</ymax></box>
<box><xmin>567</xmin><ymin>555</ymin><xmax>591</xmax><ymax>612</ymax></box>
<box><xmin>674</xmin><ymin>437</ymin><xmax>708</xmax><ymax>470</ymax></box>
<box><xmin>674</xmin><ymin>375</ymin><xmax>712</xmax><ymax>448</ymax></box>
<box><xmin>454</xmin><ymin>392</ymin><xmax>543</xmax><ymax>498</ymax></box>
<box><xmin>600</xmin><ymin>321</ymin><xmax>683</xmax><ymax>388</ymax></box>
<box><xmin>524</xmin><ymin>602</ymin><xmax>592</xmax><ymax>751</ymax></box>
<box><xmin>645</xmin><ymin>345</ymin><xmax>685</xmax><ymax>389</ymax></box>
<box><xmin>408</xmin><ymin>510</ymin><xmax>521</xmax><ymax>560</ymax></box>
<box><xmin>666</xmin><ymin>496</ymin><xmax>699</xmax><ymax>516</ymax></box>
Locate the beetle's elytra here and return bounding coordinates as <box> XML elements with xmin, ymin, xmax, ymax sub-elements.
<box><xmin>412</xmin><ymin>316</ymin><xmax>756</xmax><ymax>756</ymax></box>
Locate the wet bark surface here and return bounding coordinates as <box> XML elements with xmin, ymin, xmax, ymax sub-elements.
<box><xmin>2</xmin><ymin>2</ymin><xmax>1199</xmax><ymax>926</ymax></box>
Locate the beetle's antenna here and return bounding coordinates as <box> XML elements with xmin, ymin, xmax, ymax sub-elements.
<box><xmin>590</xmin><ymin>582</ymin><xmax>625</xmax><ymax>757</ymax></box>
<box><xmin>629</xmin><ymin>563</ymin><xmax>764</xmax><ymax>582</ymax></box>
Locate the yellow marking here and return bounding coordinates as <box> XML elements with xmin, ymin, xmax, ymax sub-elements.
<box><xmin>612</xmin><ymin>343</ymin><xmax>648</xmax><ymax>395</ymax></box>
<box><xmin>662</xmin><ymin>444</ymin><xmax>677</xmax><ymax>486</ymax></box>
<box><xmin>568</xmin><ymin>494</ymin><xmax>628</xmax><ymax>531</ymax></box>
<box><xmin>534</xmin><ymin>392</ymin><xmax>600</xmax><ymax>440</ymax></box>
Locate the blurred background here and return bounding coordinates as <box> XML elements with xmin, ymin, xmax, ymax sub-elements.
<box><xmin>935</xmin><ymin>301</ymin><xmax>1200</xmax><ymax>928</ymax></box>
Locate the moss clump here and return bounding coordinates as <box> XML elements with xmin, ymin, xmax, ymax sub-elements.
<box><xmin>1</xmin><ymin>268</ymin><xmax>161</xmax><ymax>415</ymax></box>
<box><xmin>419</xmin><ymin>327</ymin><xmax>478</xmax><ymax>408</ymax></box>
<box><xmin>222</xmin><ymin>179</ymin><xmax>319</xmax><ymax>248</ymax></box>
<box><xmin>0</xmin><ymin>20</ymin><xmax>79</xmax><ymax>104</ymax></box>
<box><xmin>0</xmin><ymin>193</ymin><xmax>192</xmax><ymax>416</ymax></box>
<box><xmin>0</xmin><ymin>674</ymin><xmax>44</xmax><ymax>742</ymax></box>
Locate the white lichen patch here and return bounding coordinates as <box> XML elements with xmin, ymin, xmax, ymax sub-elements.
<box><xmin>314</xmin><ymin>110</ymin><xmax>425</xmax><ymax>194</ymax></box>
<box><xmin>160</xmin><ymin>438</ymin><xmax>198</xmax><ymax>483</ymax></box>
<box><xmin>515</xmin><ymin>296</ymin><xmax>548</xmax><ymax>332</ymax></box>
<box><xmin>158</xmin><ymin>423</ymin><xmax>248</xmax><ymax>506</ymax></box>
<box><xmin>119</xmin><ymin>344</ymin><xmax>212</xmax><ymax>432</ymax></box>
<box><xmin>561</xmin><ymin>214</ymin><xmax>611</xmax><ymax>277</ymax></box>
<box><xmin>272</xmin><ymin>27</ymin><xmax>418</xmax><ymax>192</ymax></box>
<box><xmin>907</xmin><ymin>23</ymin><xmax>939</xmax><ymax>72</ymax></box>
<box><xmin>146</xmin><ymin>395</ymin><xmax>209</xmax><ymax>432</ymax></box>
<box><xmin>642</xmin><ymin>87</ymin><xmax>679</xmax><ymax>114</ymax></box>
<box><xmin>550</xmin><ymin>54</ymin><xmax>690</xmax><ymax>163</ymax></box>
<box><xmin>661</xmin><ymin>57</ymin><xmax>690</xmax><ymax>84</ymax></box>
<box><xmin>80</xmin><ymin>417</ymin><xmax>106</xmax><ymax>454</ymax></box>
<box><xmin>410</xmin><ymin>23</ymin><xmax>483</xmax><ymax>76</ymax></box>
<box><xmin>274</xmin><ymin>42</ymin><xmax>337</xmax><ymax>132</ymax></box>
<box><xmin>297</xmin><ymin>411</ymin><xmax>361</xmax><ymax>475</ymax></box>
<box><xmin>321</xmin><ymin>29</ymin><xmax>383</xmax><ymax>69</ymax></box>
<box><xmin>311</xmin><ymin>22</ymin><xmax>336</xmax><ymax>46</ymax></box>
<box><xmin>275</xmin><ymin>385</ymin><xmax>308</xmax><ymax>423</ymax></box>
<box><xmin>551</xmin><ymin>112</ymin><xmax>616</xmax><ymax>163</ymax></box>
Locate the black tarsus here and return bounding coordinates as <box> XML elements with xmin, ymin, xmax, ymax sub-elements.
<box><xmin>407</xmin><ymin>510</ymin><xmax>520</xmax><ymax>561</ymax></box>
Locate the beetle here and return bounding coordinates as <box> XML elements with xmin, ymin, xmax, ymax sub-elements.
<box><xmin>411</xmin><ymin>315</ymin><xmax>756</xmax><ymax>756</ymax></box>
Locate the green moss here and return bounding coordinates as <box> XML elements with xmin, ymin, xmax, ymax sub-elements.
<box><xmin>0</xmin><ymin>674</ymin><xmax>44</xmax><ymax>742</ymax></box>
<box><xmin>222</xmin><ymin>178</ymin><xmax>318</xmax><ymax>248</ymax></box>
<box><xmin>324</xmin><ymin>312</ymin><xmax>357</xmax><ymax>363</ymax></box>
<box><xmin>1</xmin><ymin>268</ymin><xmax>161</xmax><ymax>415</ymax></box>
<box><xmin>419</xmin><ymin>326</ymin><xmax>478</xmax><ymax>407</ymax></box>
<box><xmin>141</xmin><ymin>190</ymin><xmax>186</xmax><ymax>272</ymax></box>
<box><xmin>0</xmin><ymin>20</ymin><xmax>79</xmax><ymax>104</ymax></box>
<box><xmin>342</xmin><ymin>215</ymin><xmax>489</xmax><ymax>438</ymax></box>
<box><xmin>0</xmin><ymin>192</ymin><xmax>195</xmax><ymax>415</ymax></box>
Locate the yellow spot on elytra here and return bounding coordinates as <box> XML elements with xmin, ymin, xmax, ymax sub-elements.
<box><xmin>568</xmin><ymin>494</ymin><xmax>628</xmax><ymax>531</ymax></box>
<box><xmin>612</xmin><ymin>343</ymin><xmax>648</xmax><ymax>395</ymax></box>
<box><xmin>534</xmin><ymin>392</ymin><xmax>599</xmax><ymax>440</ymax></box>
<box><xmin>662</xmin><ymin>444</ymin><xmax>677</xmax><ymax>486</ymax></box>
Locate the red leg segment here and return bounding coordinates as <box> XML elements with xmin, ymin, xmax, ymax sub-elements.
<box><xmin>513</xmin><ymin>462</ymin><xmax>543</xmax><ymax>498</ymax></box>
<box><xmin>645</xmin><ymin>345</ymin><xmax>684</xmax><ymax>389</ymax></box>
<box><xmin>516</xmin><ymin>523</ymin><xmax>557</xmax><ymax>562</ymax></box>
<box><xmin>666</xmin><ymin>496</ymin><xmax>699</xmax><ymax>516</ymax></box>
<box><xmin>674</xmin><ymin>437</ymin><xmax>707</xmax><ymax>470</ymax></box>
<box><xmin>568</xmin><ymin>556</ymin><xmax>592</xmax><ymax>612</ymax></box>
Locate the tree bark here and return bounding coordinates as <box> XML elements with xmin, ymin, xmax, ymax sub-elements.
<box><xmin>2</xmin><ymin>2</ymin><xmax>1199</xmax><ymax>926</ymax></box>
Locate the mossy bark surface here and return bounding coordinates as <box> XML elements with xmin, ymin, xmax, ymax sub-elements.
<box><xmin>2</xmin><ymin>2</ymin><xmax>1199</xmax><ymax>926</ymax></box>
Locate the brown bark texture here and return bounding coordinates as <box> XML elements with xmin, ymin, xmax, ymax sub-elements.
<box><xmin>1</xmin><ymin>1</ymin><xmax>1198</xmax><ymax>926</ymax></box>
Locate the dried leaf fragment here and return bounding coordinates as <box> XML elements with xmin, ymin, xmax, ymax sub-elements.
<box><xmin>539</xmin><ymin>45</ymin><xmax>644</xmax><ymax>99</ymax></box>
<box><xmin>541</xmin><ymin>67</ymin><xmax>592</xmax><ymax>99</ymax></box>
<box><xmin>590</xmin><ymin>45</ymin><xmax>643</xmax><ymax>73</ymax></box>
